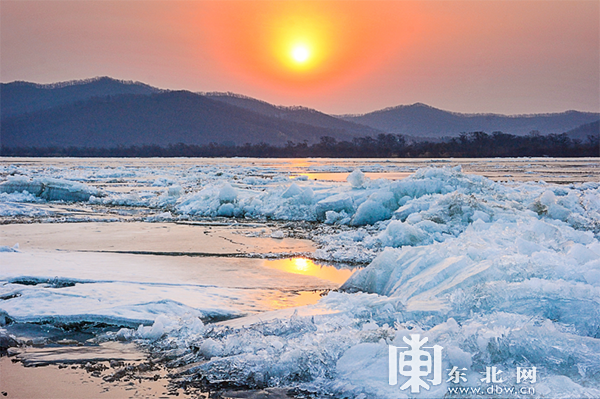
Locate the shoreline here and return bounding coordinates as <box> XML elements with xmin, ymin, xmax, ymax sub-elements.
<box><xmin>1</xmin><ymin>341</ymin><xmax>297</xmax><ymax>399</ymax></box>
<box><xmin>0</xmin><ymin>355</ymin><xmax>185</xmax><ymax>399</ymax></box>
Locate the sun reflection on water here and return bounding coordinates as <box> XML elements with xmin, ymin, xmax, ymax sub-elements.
<box><xmin>262</xmin><ymin>257</ymin><xmax>358</xmax><ymax>310</ymax></box>
<box><xmin>292</xmin><ymin>257</ymin><xmax>309</xmax><ymax>272</ymax></box>
<box><xmin>263</xmin><ymin>257</ymin><xmax>355</xmax><ymax>285</ymax></box>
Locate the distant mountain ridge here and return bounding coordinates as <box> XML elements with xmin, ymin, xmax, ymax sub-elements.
<box><xmin>204</xmin><ymin>92</ymin><xmax>382</xmax><ymax>137</ymax></box>
<box><xmin>563</xmin><ymin>120</ymin><xmax>600</xmax><ymax>142</ymax></box>
<box><xmin>1</xmin><ymin>77</ymin><xmax>160</xmax><ymax>118</ymax></box>
<box><xmin>340</xmin><ymin>102</ymin><xmax>599</xmax><ymax>137</ymax></box>
<box><xmin>1</xmin><ymin>77</ymin><xmax>598</xmax><ymax>150</ymax></box>
<box><xmin>1</xmin><ymin>79</ymin><xmax>379</xmax><ymax>148</ymax></box>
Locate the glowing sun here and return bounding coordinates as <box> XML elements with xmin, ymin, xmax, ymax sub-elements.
<box><xmin>291</xmin><ymin>45</ymin><xmax>310</xmax><ymax>63</ymax></box>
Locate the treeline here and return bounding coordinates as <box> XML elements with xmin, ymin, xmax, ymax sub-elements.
<box><xmin>2</xmin><ymin>131</ymin><xmax>598</xmax><ymax>158</ymax></box>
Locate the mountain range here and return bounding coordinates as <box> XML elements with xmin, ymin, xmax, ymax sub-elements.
<box><xmin>341</xmin><ymin>104</ymin><xmax>600</xmax><ymax>138</ymax></box>
<box><xmin>1</xmin><ymin>77</ymin><xmax>598</xmax><ymax>149</ymax></box>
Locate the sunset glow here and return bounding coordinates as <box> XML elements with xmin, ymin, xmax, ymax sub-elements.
<box><xmin>264</xmin><ymin>258</ymin><xmax>355</xmax><ymax>285</ymax></box>
<box><xmin>1</xmin><ymin>1</ymin><xmax>598</xmax><ymax>114</ymax></box>
<box><xmin>291</xmin><ymin>45</ymin><xmax>310</xmax><ymax>64</ymax></box>
<box><xmin>192</xmin><ymin>0</ymin><xmax>416</xmax><ymax>102</ymax></box>
<box><xmin>1</xmin><ymin>2</ymin><xmax>599</xmax><ymax>397</ymax></box>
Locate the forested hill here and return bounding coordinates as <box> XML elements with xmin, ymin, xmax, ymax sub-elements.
<box><xmin>1</xmin><ymin>90</ymin><xmax>378</xmax><ymax>148</ymax></box>
<box><xmin>1</xmin><ymin>77</ymin><xmax>384</xmax><ymax>148</ymax></box>
<box><xmin>341</xmin><ymin>103</ymin><xmax>599</xmax><ymax>138</ymax></box>
<box><xmin>564</xmin><ymin>120</ymin><xmax>600</xmax><ymax>142</ymax></box>
<box><xmin>1</xmin><ymin>77</ymin><xmax>159</xmax><ymax>118</ymax></box>
<box><xmin>204</xmin><ymin>92</ymin><xmax>381</xmax><ymax>137</ymax></box>
<box><xmin>1</xmin><ymin>77</ymin><xmax>598</xmax><ymax>150</ymax></box>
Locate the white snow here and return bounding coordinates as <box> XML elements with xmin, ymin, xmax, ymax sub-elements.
<box><xmin>347</xmin><ymin>168</ymin><xmax>368</xmax><ymax>188</ymax></box>
<box><xmin>218</xmin><ymin>183</ymin><xmax>238</xmax><ymax>203</ymax></box>
<box><xmin>147</xmin><ymin>167</ymin><xmax>600</xmax><ymax>397</ymax></box>
<box><xmin>0</xmin><ymin>176</ymin><xmax>104</xmax><ymax>202</ymax></box>
<box><xmin>1</xmin><ymin>160</ymin><xmax>599</xmax><ymax>398</ymax></box>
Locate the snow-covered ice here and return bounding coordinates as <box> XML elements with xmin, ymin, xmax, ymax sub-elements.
<box><xmin>1</xmin><ymin>157</ymin><xmax>599</xmax><ymax>398</ymax></box>
<box><xmin>0</xmin><ymin>176</ymin><xmax>104</xmax><ymax>202</ymax></box>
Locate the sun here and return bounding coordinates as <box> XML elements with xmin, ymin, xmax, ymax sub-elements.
<box><xmin>291</xmin><ymin>45</ymin><xmax>310</xmax><ymax>64</ymax></box>
<box><xmin>292</xmin><ymin>257</ymin><xmax>310</xmax><ymax>271</ymax></box>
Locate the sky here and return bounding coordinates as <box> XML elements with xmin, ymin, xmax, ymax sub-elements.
<box><xmin>1</xmin><ymin>0</ymin><xmax>599</xmax><ymax>115</ymax></box>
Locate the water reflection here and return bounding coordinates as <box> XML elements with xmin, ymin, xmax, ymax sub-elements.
<box><xmin>297</xmin><ymin>172</ymin><xmax>413</xmax><ymax>182</ymax></box>
<box><xmin>258</xmin><ymin>258</ymin><xmax>357</xmax><ymax>310</ymax></box>
<box><xmin>263</xmin><ymin>257</ymin><xmax>355</xmax><ymax>285</ymax></box>
<box><xmin>266</xmin><ymin>291</ymin><xmax>324</xmax><ymax>309</ymax></box>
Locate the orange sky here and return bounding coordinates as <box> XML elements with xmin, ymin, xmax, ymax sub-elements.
<box><xmin>1</xmin><ymin>0</ymin><xmax>598</xmax><ymax>114</ymax></box>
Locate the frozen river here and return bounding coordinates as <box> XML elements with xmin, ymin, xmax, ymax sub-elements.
<box><xmin>1</xmin><ymin>157</ymin><xmax>599</xmax><ymax>398</ymax></box>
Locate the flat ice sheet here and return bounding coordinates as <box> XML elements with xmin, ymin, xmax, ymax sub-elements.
<box><xmin>0</xmin><ymin>249</ymin><xmax>350</xmax><ymax>324</ymax></box>
<box><xmin>1</xmin><ymin>221</ymin><xmax>315</xmax><ymax>255</ymax></box>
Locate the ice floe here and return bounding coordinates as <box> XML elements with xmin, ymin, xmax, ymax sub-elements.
<box><xmin>1</xmin><ymin>162</ymin><xmax>599</xmax><ymax>398</ymax></box>
<box><xmin>0</xmin><ymin>176</ymin><xmax>104</xmax><ymax>202</ymax></box>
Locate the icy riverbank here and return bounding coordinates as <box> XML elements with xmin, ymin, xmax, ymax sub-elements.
<box><xmin>115</xmin><ymin>168</ymin><xmax>600</xmax><ymax>398</ymax></box>
<box><xmin>1</xmin><ymin>158</ymin><xmax>599</xmax><ymax>398</ymax></box>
